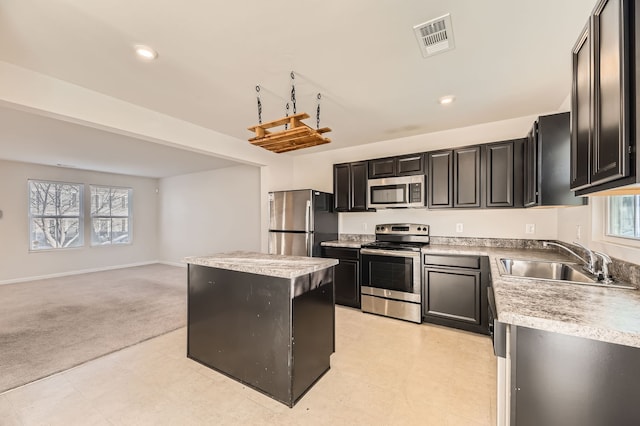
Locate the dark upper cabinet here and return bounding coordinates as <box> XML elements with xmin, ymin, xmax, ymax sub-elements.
<box><xmin>368</xmin><ymin>157</ymin><xmax>395</xmax><ymax>178</ymax></box>
<box><xmin>368</xmin><ymin>153</ymin><xmax>424</xmax><ymax>179</ymax></box>
<box><xmin>429</xmin><ymin>146</ymin><xmax>484</xmax><ymax>209</ymax></box>
<box><xmin>486</xmin><ymin>139</ymin><xmax>525</xmax><ymax>208</ymax></box>
<box><xmin>571</xmin><ymin>22</ymin><xmax>592</xmax><ymax>190</ymax></box>
<box><xmin>427</xmin><ymin>150</ymin><xmax>453</xmax><ymax>208</ymax></box>
<box><xmin>524</xmin><ymin>124</ymin><xmax>538</xmax><ymax>207</ymax></box>
<box><xmin>454</xmin><ymin>146</ymin><xmax>482</xmax><ymax>208</ymax></box>
<box><xmin>333</xmin><ymin>161</ymin><xmax>369</xmax><ymax>212</ymax></box>
<box><xmin>591</xmin><ymin>0</ymin><xmax>631</xmax><ymax>185</ymax></box>
<box><xmin>571</xmin><ymin>0</ymin><xmax>639</xmax><ymax>195</ymax></box>
<box><xmin>525</xmin><ymin>113</ymin><xmax>586</xmax><ymax>207</ymax></box>
<box><xmin>334</xmin><ymin>163</ymin><xmax>351</xmax><ymax>212</ymax></box>
<box><xmin>397</xmin><ymin>154</ymin><xmax>424</xmax><ymax>175</ymax></box>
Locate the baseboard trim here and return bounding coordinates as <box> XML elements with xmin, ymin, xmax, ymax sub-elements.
<box><xmin>159</xmin><ymin>260</ymin><xmax>187</xmax><ymax>268</ymax></box>
<box><xmin>0</xmin><ymin>260</ymin><xmax>163</xmax><ymax>285</ymax></box>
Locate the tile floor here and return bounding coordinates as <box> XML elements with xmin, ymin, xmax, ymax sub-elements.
<box><xmin>0</xmin><ymin>307</ymin><xmax>496</xmax><ymax>425</ymax></box>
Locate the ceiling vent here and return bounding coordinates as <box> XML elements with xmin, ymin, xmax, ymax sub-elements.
<box><xmin>413</xmin><ymin>13</ymin><xmax>455</xmax><ymax>58</ymax></box>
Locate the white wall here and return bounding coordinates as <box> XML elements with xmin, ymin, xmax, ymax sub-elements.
<box><xmin>339</xmin><ymin>209</ymin><xmax>558</xmax><ymax>239</ymax></box>
<box><xmin>158</xmin><ymin>165</ymin><xmax>261</xmax><ymax>264</ymax></box>
<box><xmin>0</xmin><ymin>160</ymin><xmax>159</xmax><ymax>283</ymax></box>
<box><xmin>557</xmin><ymin>200</ymin><xmax>640</xmax><ymax>264</ymax></box>
<box><xmin>292</xmin><ymin>114</ymin><xmax>561</xmax><ymax>239</ymax></box>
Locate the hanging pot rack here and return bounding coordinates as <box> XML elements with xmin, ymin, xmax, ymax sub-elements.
<box><xmin>248</xmin><ymin>72</ymin><xmax>331</xmax><ymax>153</ymax></box>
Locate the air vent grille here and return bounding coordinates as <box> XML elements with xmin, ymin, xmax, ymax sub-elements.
<box><xmin>413</xmin><ymin>14</ymin><xmax>455</xmax><ymax>58</ymax></box>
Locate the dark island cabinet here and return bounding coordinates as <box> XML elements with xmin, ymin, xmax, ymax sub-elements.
<box><xmin>525</xmin><ymin>113</ymin><xmax>586</xmax><ymax>207</ymax></box>
<box><xmin>187</xmin><ymin>263</ymin><xmax>334</xmax><ymax>407</ymax></box>
<box><xmin>571</xmin><ymin>0</ymin><xmax>639</xmax><ymax>195</ymax></box>
<box><xmin>510</xmin><ymin>326</ymin><xmax>640</xmax><ymax>426</ymax></box>
<box><xmin>333</xmin><ymin>161</ymin><xmax>369</xmax><ymax>212</ymax></box>
<box><xmin>321</xmin><ymin>246</ymin><xmax>360</xmax><ymax>308</ymax></box>
<box><xmin>368</xmin><ymin>153</ymin><xmax>424</xmax><ymax>178</ymax></box>
<box><xmin>422</xmin><ymin>254</ymin><xmax>490</xmax><ymax>335</ymax></box>
<box><xmin>486</xmin><ymin>139</ymin><xmax>524</xmax><ymax>208</ymax></box>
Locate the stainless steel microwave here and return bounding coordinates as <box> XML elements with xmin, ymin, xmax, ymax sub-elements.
<box><xmin>367</xmin><ymin>175</ymin><xmax>425</xmax><ymax>209</ymax></box>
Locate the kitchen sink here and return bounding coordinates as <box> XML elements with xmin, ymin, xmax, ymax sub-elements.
<box><xmin>497</xmin><ymin>258</ymin><xmax>636</xmax><ymax>289</ymax></box>
<box><xmin>498</xmin><ymin>258</ymin><xmax>595</xmax><ymax>283</ymax></box>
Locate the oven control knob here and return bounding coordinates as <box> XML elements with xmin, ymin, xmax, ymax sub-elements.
<box><xmin>417</xmin><ymin>227</ymin><xmax>422</xmax><ymax>231</ymax></box>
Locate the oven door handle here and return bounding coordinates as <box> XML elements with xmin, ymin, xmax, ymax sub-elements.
<box><xmin>360</xmin><ymin>248</ymin><xmax>420</xmax><ymax>258</ymax></box>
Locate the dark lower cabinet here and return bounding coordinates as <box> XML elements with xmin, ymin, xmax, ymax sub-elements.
<box><xmin>511</xmin><ymin>326</ymin><xmax>640</xmax><ymax>426</ymax></box>
<box><xmin>422</xmin><ymin>254</ymin><xmax>489</xmax><ymax>335</ymax></box>
<box><xmin>321</xmin><ymin>246</ymin><xmax>360</xmax><ymax>308</ymax></box>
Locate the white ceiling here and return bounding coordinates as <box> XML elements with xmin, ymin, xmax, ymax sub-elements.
<box><xmin>0</xmin><ymin>105</ymin><xmax>241</xmax><ymax>177</ymax></box>
<box><xmin>0</xmin><ymin>0</ymin><xmax>595</xmax><ymax>175</ymax></box>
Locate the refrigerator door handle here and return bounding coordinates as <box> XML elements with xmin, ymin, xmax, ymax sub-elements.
<box><xmin>305</xmin><ymin>200</ymin><xmax>311</xmax><ymax>233</ymax></box>
<box><xmin>268</xmin><ymin>195</ymin><xmax>273</xmax><ymax>230</ymax></box>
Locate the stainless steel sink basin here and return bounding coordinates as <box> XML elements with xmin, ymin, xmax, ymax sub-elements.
<box><xmin>497</xmin><ymin>258</ymin><xmax>636</xmax><ymax>289</ymax></box>
<box><xmin>499</xmin><ymin>258</ymin><xmax>595</xmax><ymax>283</ymax></box>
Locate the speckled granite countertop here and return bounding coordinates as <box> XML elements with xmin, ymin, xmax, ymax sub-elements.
<box><xmin>321</xmin><ymin>240</ymin><xmax>365</xmax><ymax>249</ymax></box>
<box><xmin>421</xmin><ymin>244</ymin><xmax>640</xmax><ymax>349</ymax></box>
<box><xmin>184</xmin><ymin>251</ymin><xmax>338</xmax><ymax>279</ymax></box>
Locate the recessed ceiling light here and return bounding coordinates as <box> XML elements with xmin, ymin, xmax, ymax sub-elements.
<box><xmin>438</xmin><ymin>95</ymin><xmax>455</xmax><ymax>105</ymax></box>
<box><xmin>134</xmin><ymin>45</ymin><xmax>158</xmax><ymax>60</ymax></box>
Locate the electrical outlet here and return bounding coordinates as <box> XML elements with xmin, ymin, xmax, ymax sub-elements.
<box><xmin>456</xmin><ymin>223</ymin><xmax>463</xmax><ymax>233</ymax></box>
<box><xmin>363</xmin><ymin>223</ymin><xmax>368</xmax><ymax>232</ymax></box>
<box><xmin>576</xmin><ymin>225</ymin><xmax>582</xmax><ymax>240</ymax></box>
<box><xmin>525</xmin><ymin>224</ymin><xmax>535</xmax><ymax>234</ymax></box>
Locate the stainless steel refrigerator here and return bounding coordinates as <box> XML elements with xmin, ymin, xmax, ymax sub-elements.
<box><xmin>268</xmin><ymin>189</ymin><xmax>338</xmax><ymax>257</ymax></box>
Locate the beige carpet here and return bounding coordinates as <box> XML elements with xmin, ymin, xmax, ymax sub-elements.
<box><xmin>0</xmin><ymin>263</ymin><xmax>187</xmax><ymax>393</ymax></box>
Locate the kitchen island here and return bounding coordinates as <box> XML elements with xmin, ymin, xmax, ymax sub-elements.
<box><xmin>184</xmin><ymin>251</ymin><xmax>338</xmax><ymax>407</ymax></box>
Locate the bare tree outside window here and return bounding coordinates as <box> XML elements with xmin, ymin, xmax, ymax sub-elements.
<box><xmin>90</xmin><ymin>185</ymin><xmax>132</xmax><ymax>245</ymax></box>
<box><xmin>29</xmin><ymin>180</ymin><xmax>84</xmax><ymax>250</ymax></box>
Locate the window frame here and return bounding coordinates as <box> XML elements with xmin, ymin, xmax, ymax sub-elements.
<box><xmin>90</xmin><ymin>185</ymin><xmax>133</xmax><ymax>247</ymax></box>
<box><xmin>606</xmin><ymin>194</ymin><xmax>640</xmax><ymax>241</ymax></box>
<box><xmin>28</xmin><ymin>179</ymin><xmax>84</xmax><ymax>252</ymax></box>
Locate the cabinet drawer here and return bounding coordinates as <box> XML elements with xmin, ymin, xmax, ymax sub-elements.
<box><xmin>321</xmin><ymin>246</ymin><xmax>360</xmax><ymax>261</ymax></box>
<box><xmin>423</xmin><ymin>254</ymin><xmax>480</xmax><ymax>269</ymax></box>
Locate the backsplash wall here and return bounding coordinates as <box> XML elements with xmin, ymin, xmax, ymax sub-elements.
<box><xmin>339</xmin><ymin>208</ymin><xmax>558</xmax><ymax>239</ymax></box>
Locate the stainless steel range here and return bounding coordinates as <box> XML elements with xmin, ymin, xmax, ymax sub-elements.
<box><xmin>360</xmin><ymin>223</ymin><xmax>430</xmax><ymax>323</ymax></box>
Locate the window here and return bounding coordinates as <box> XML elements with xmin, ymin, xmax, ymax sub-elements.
<box><xmin>90</xmin><ymin>186</ymin><xmax>132</xmax><ymax>245</ymax></box>
<box><xmin>607</xmin><ymin>195</ymin><xmax>640</xmax><ymax>240</ymax></box>
<box><xmin>29</xmin><ymin>180</ymin><xmax>84</xmax><ymax>250</ymax></box>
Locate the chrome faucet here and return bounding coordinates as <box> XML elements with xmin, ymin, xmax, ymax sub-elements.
<box><xmin>542</xmin><ymin>241</ymin><xmax>596</xmax><ymax>275</ymax></box>
<box><xmin>593</xmin><ymin>251</ymin><xmax>614</xmax><ymax>284</ymax></box>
